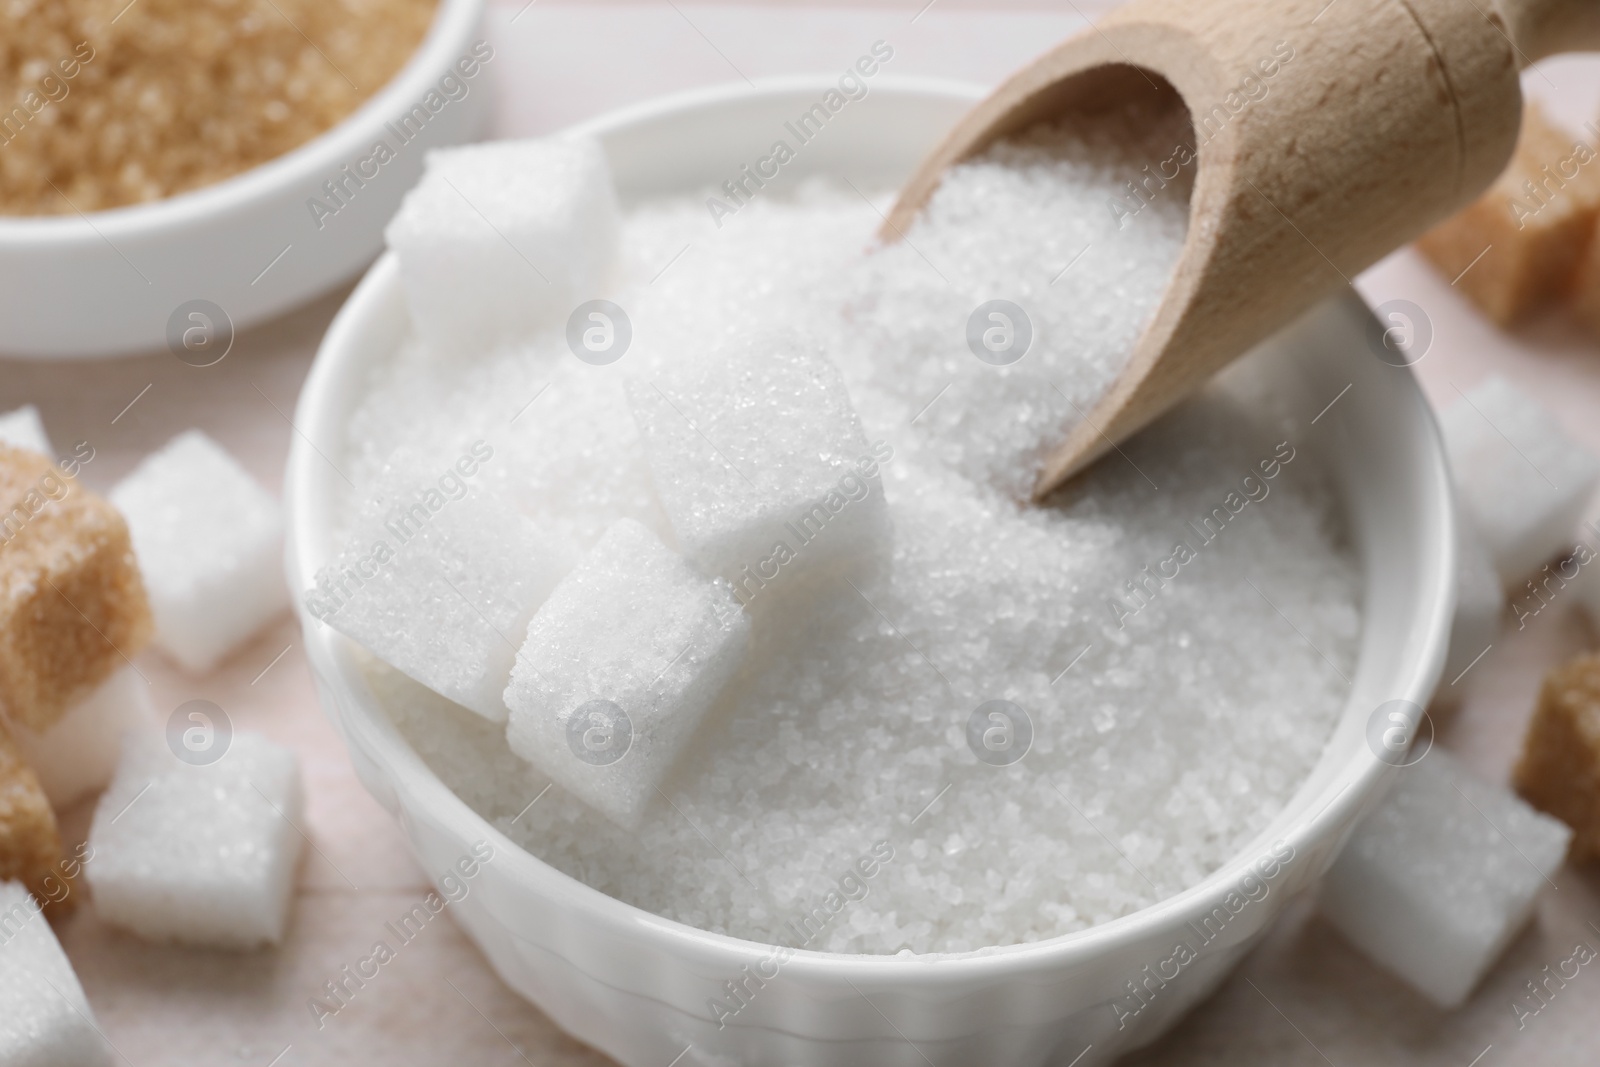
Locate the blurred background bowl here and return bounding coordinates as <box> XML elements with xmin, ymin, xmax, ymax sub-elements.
<box><xmin>0</xmin><ymin>0</ymin><xmax>487</xmax><ymax>361</ymax></box>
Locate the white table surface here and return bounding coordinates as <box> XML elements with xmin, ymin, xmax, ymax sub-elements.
<box><xmin>5</xmin><ymin>3</ymin><xmax>1600</xmax><ymax>1064</ymax></box>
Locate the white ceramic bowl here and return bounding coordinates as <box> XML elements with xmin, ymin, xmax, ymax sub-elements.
<box><xmin>0</xmin><ymin>0</ymin><xmax>487</xmax><ymax>360</ymax></box>
<box><xmin>285</xmin><ymin>78</ymin><xmax>1455</xmax><ymax>1067</ymax></box>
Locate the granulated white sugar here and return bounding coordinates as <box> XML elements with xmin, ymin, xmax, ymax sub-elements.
<box><xmin>836</xmin><ymin>103</ymin><xmax>1195</xmax><ymax>500</ymax></box>
<box><xmin>330</xmin><ymin>105</ymin><xmax>1359</xmax><ymax>955</ymax></box>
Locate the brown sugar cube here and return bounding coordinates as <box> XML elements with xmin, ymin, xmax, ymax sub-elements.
<box><xmin>1417</xmin><ymin>102</ymin><xmax>1600</xmax><ymax>326</ymax></box>
<box><xmin>1571</xmin><ymin>206</ymin><xmax>1600</xmax><ymax>337</ymax></box>
<box><xmin>1515</xmin><ymin>651</ymin><xmax>1600</xmax><ymax>860</ymax></box>
<box><xmin>0</xmin><ymin>717</ymin><xmax>73</xmax><ymax>911</ymax></box>
<box><xmin>0</xmin><ymin>444</ymin><xmax>152</xmax><ymax>733</ymax></box>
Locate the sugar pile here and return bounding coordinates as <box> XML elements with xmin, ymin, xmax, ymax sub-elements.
<box><xmin>832</xmin><ymin>109</ymin><xmax>1195</xmax><ymax>499</ymax></box>
<box><xmin>331</xmin><ymin>105</ymin><xmax>1359</xmax><ymax>954</ymax></box>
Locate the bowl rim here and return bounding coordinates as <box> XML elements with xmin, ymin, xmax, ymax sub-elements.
<box><xmin>288</xmin><ymin>74</ymin><xmax>1454</xmax><ymax>983</ymax></box>
<box><xmin>0</xmin><ymin>0</ymin><xmax>485</xmax><ymax>238</ymax></box>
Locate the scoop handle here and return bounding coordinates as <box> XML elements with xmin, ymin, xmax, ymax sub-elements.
<box><xmin>1499</xmin><ymin>0</ymin><xmax>1600</xmax><ymax>64</ymax></box>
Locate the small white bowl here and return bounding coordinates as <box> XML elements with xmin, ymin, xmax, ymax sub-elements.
<box><xmin>286</xmin><ymin>79</ymin><xmax>1455</xmax><ymax>1067</ymax></box>
<box><xmin>0</xmin><ymin>0</ymin><xmax>487</xmax><ymax>360</ymax></box>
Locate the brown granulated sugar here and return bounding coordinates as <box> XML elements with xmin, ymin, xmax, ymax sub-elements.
<box><xmin>1</xmin><ymin>0</ymin><xmax>437</xmax><ymax>216</ymax></box>
<box><xmin>1516</xmin><ymin>651</ymin><xmax>1600</xmax><ymax>861</ymax></box>
<box><xmin>0</xmin><ymin>717</ymin><xmax>71</xmax><ymax>911</ymax></box>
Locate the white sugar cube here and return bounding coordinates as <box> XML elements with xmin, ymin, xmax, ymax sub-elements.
<box><xmin>110</xmin><ymin>430</ymin><xmax>289</xmax><ymax>674</ymax></box>
<box><xmin>1440</xmin><ymin>376</ymin><xmax>1600</xmax><ymax>585</ymax></box>
<box><xmin>1319</xmin><ymin>750</ymin><xmax>1571</xmax><ymax>1007</ymax></box>
<box><xmin>308</xmin><ymin>466</ymin><xmax>572</xmax><ymax>722</ymax></box>
<box><xmin>626</xmin><ymin>330</ymin><xmax>889</xmax><ymax>594</ymax></box>
<box><xmin>87</xmin><ymin>731</ymin><xmax>304</xmax><ymax>949</ymax></box>
<box><xmin>0</xmin><ymin>405</ymin><xmax>52</xmax><ymax>457</ymax></box>
<box><xmin>1435</xmin><ymin>513</ymin><xmax>1503</xmax><ymax>705</ymax></box>
<box><xmin>10</xmin><ymin>667</ymin><xmax>152</xmax><ymax>809</ymax></box>
<box><xmin>505</xmin><ymin>519</ymin><xmax>750</xmax><ymax>827</ymax></box>
<box><xmin>386</xmin><ymin>136</ymin><xmax>620</xmax><ymax>356</ymax></box>
<box><xmin>0</xmin><ymin>881</ymin><xmax>110</xmax><ymax>1066</ymax></box>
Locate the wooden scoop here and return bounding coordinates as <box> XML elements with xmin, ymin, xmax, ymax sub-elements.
<box><xmin>882</xmin><ymin>0</ymin><xmax>1600</xmax><ymax>500</ymax></box>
